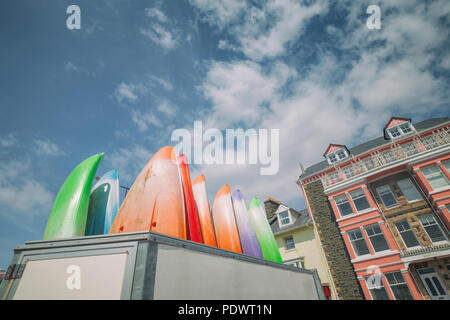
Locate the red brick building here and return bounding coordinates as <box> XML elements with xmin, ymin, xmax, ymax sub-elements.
<box><xmin>298</xmin><ymin>117</ymin><xmax>450</xmax><ymax>300</ymax></box>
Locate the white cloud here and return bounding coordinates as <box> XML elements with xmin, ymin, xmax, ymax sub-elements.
<box><xmin>188</xmin><ymin>0</ymin><xmax>247</xmax><ymax>30</ymax></box>
<box><xmin>191</xmin><ymin>0</ymin><xmax>328</xmax><ymax>61</ymax></box>
<box><xmin>0</xmin><ymin>134</ymin><xmax>18</xmax><ymax>147</ymax></box>
<box><xmin>141</xmin><ymin>24</ymin><xmax>178</xmax><ymax>50</ymax></box>
<box><xmin>64</xmin><ymin>61</ymin><xmax>78</xmax><ymax>72</ymax></box>
<box><xmin>0</xmin><ymin>159</ymin><xmax>54</xmax><ymax>221</ymax></box>
<box><xmin>34</xmin><ymin>139</ymin><xmax>65</xmax><ymax>156</ymax></box>
<box><xmin>130</xmin><ymin>109</ymin><xmax>162</xmax><ymax>132</ymax></box>
<box><xmin>141</xmin><ymin>7</ymin><xmax>180</xmax><ymax>50</ymax></box>
<box><xmin>145</xmin><ymin>7</ymin><xmax>168</xmax><ymax>23</ymax></box>
<box><xmin>149</xmin><ymin>75</ymin><xmax>173</xmax><ymax>91</ymax></box>
<box><xmin>114</xmin><ymin>82</ymin><xmax>138</xmax><ymax>104</ymax></box>
<box><xmin>157</xmin><ymin>100</ymin><xmax>175</xmax><ymax>117</ymax></box>
<box><xmin>188</xmin><ymin>0</ymin><xmax>449</xmax><ymax>209</ymax></box>
<box><xmin>105</xmin><ymin>145</ymin><xmax>153</xmax><ymax>185</ymax></box>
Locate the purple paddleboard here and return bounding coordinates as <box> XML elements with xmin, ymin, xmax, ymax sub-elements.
<box><xmin>231</xmin><ymin>189</ymin><xmax>263</xmax><ymax>259</ymax></box>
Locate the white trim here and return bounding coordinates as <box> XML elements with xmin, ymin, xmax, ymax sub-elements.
<box><xmin>351</xmin><ymin>250</ymin><xmax>400</xmax><ymax>263</ymax></box>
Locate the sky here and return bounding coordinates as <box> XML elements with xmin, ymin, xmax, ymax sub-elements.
<box><xmin>0</xmin><ymin>0</ymin><xmax>449</xmax><ymax>269</ymax></box>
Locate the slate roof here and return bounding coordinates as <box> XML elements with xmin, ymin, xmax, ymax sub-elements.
<box><xmin>269</xmin><ymin>208</ymin><xmax>312</xmax><ymax>236</ymax></box>
<box><xmin>300</xmin><ymin>117</ymin><xmax>450</xmax><ymax>179</ymax></box>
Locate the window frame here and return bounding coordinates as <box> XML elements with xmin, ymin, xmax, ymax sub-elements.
<box><xmin>347</xmin><ymin>229</ymin><xmax>371</xmax><ymax>257</ymax></box>
<box><xmin>395</xmin><ymin>219</ymin><xmax>421</xmax><ymax>249</ymax></box>
<box><xmin>278</xmin><ymin>209</ymin><xmax>292</xmax><ymax>228</ymax></box>
<box><xmin>364</xmin><ymin>224</ymin><xmax>390</xmax><ymax>253</ymax></box>
<box><xmin>365</xmin><ymin>275</ymin><xmax>391</xmax><ymax>300</ymax></box>
<box><xmin>387</xmin><ymin>122</ymin><xmax>414</xmax><ymax>139</ymax></box>
<box><xmin>385</xmin><ymin>272</ymin><xmax>414</xmax><ymax>300</ymax></box>
<box><xmin>284</xmin><ymin>235</ymin><xmax>295</xmax><ymax>251</ymax></box>
<box><xmin>350</xmin><ymin>189</ymin><xmax>371</xmax><ymax>212</ymax></box>
<box><xmin>334</xmin><ymin>194</ymin><xmax>354</xmax><ymax>217</ymax></box>
<box><xmin>417</xmin><ymin>214</ymin><xmax>447</xmax><ymax>245</ymax></box>
<box><xmin>326</xmin><ymin>148</ymin><xmax>349</xmax><ymax>164</ymax></box>
<box><xmin>421</xmin><ymin>164</ymin><xmax>450</xmax><ymax>190</ymax></box>
<box><xmin>397</xmin><ymin>178</ymin><xmax>422</xmax><ymax>203</ymax></box>
<box><xmin>376</xmin><ymin>185</ymin><xmax>398</xmax><ymax>209</ymax></box>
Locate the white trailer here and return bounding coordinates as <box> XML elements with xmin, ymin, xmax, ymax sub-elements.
<box><xmin>0</xmin><ymin>231</ymin><xmax>325</xmax><ymax>300</ymax></box>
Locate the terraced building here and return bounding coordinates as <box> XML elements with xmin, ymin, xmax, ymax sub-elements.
<box><xmin>298</xmin><ymin>117</ymin><xmax>450</xmax><ymax>300</ymax></box>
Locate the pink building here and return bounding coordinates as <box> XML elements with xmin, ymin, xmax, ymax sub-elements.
<box><xmin>298</xmin><ymin>117</ymin><xmax>450</xmax><ymax>300</ymax></box>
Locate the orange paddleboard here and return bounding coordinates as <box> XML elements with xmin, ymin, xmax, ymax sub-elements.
<box><xmin>211</xmin><ymin>184</ymin><xmax>242</xmax><ymax>253</ymax></box>
<box><xmin>192</xmin><ymin>174</ymin><xmax>217</xmax><ymax>247</ymax></box>
<box><xmin>178</xmin><ymin>154</ymin><xmax>202</xmax><ymax>243</ymax></box>
<box><xmin>109</xmin><ymin>146</ymin><xmax>186</xmax><ymax>239</ymax></box>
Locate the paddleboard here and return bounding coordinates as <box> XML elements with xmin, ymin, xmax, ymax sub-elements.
<box><xmin>178</xmin><ymin>154</ymin><xmax>202</xmax><ymax>243</ymax></box>
<box><xmin>211</xmin><ymin>184</ymin><xmax>242</xmax><ymax>253</ymax></box>
<box><xmin>85</xmin><ymin>169</ymin><xmax>120</xmax><ymax>236</ymax></box>
<box><xmin>231</xmin><ymin>189</ymin><xmax>263</xmax><ymax>259</ymax></box>
<box><xmin>192</xmin><ymin>174</ymin><xmax>217</xmax><ymax>247</ymax></box>
<box><xmin>247</xmin><ymin>197</ymin><xmax>282</xmax><ymax>263</ymax></box>
<box><xmin>43</xmin><ymin>153</ymin><xmax>104</xmax><ymax>240</ymax></box>
<box><xmin>109</xmin><ymin>146</ymin><xmax>186</xmax><ymax>239</ymax></box>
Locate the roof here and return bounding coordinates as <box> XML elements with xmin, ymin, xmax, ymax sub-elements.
<box><xmin>269</xmin><ymin>208</ymin><xmax>312</xmax><ymax>236</ymax></box>
<box><xmin>300</xmin><ymin>117</ymin><xmax>450</xmax><ymax>179</ymax></box>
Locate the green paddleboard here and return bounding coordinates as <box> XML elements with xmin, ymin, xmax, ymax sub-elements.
<box><xmin>247</xmin><ymin>197</ymin><xmax>283</xmax><ymax>263</ymax></box>
<box><xmin>43</xmin><ymin>153</ymin><xmax>104</xmax><ymax>240</ymax></box>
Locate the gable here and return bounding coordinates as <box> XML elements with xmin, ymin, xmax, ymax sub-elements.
<box><xmin>384</xmin><ymin>117</ymin><xmax>410</xmax><ymax>129</ymax></box>
<box><xmin>323</xmin><ymin>144</ymin><xmax>346</xmax><ymax>157</ymax></box>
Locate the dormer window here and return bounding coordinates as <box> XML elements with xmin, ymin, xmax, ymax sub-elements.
<box><xmin>279</xmin><ymin>210</ymin><xmax>291</xmax><ymax>226</ymax></box>
<box><xmin>326</xmin><ymin>148</ymin><xmax>349</xmax><ymax>165</ymax></box>
<box><xmin>384</xmin><ymin>117</ymin><xmax>415</xmax><ymax>140</ymax></box>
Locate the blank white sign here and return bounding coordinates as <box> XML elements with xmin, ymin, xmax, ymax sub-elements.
<box><xmin>13</xmin><ymin>253</ymin><xmax>128</xmax><ymax>300</ymax></box>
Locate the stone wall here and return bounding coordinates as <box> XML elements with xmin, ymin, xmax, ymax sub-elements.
<box><xmin>303</xmin><ymin>180</ymin><xmax>364</xmax><ymax>300</ymax></box>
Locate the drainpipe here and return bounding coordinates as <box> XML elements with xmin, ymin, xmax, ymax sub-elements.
<box><xmin>298</xmin><ymin>179</ymin><xmax>339</xmax><ymax>300</ymax></box>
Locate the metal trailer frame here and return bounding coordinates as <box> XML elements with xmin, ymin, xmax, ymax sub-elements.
<box><xmin>0</xmin><ymin>231</ymin><xmax>325</xmax><ymax>300</ymax></box>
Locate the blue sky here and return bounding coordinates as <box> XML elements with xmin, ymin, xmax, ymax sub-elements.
<box><xmin>0</xmin><ymin>0</ymin><xmax>449</xmax><ymax>269</ymax></box>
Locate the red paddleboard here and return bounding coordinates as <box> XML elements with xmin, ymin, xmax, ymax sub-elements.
<box><xmin>109</xmin><ymin>146</ymin><xmax>186</xmax><ymax>239</ymax></box>
<box><xmin>192</xmin><ymin>174</ymin><xmax>217</xmax><ymax>247</ymax></box>
<box><xmin>178</xmin><ymin>154</ymin><xmax>202</xmax><ymax>243</ymax></box>
<box><xmin>212</xmin><ymin>184</ymin><xmax>242</xmax><ymax>254</ymax></box>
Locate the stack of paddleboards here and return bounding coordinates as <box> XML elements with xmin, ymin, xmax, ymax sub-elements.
<box><xmin>43</xmin><ymin>146</ymin><xmax>282</xmax><ymax>263</ymax></box>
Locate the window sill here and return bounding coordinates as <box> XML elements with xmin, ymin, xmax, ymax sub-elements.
<box><xmin>351</xmin><ymin>250</ymin><xmax>400</xmax><ymax>263</ymax></box>
<box><xmin>429</xmin><ymin>185</ymin><xmax>450</xmax><ymax>195</ymax></box>
<box><xmin>336</xmin><ymin>208</ymin><xmax>379</xmax><ymax>222</ymax></box>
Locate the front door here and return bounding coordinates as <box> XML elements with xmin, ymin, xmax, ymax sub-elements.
<box><xmin>417</xmin><ymin>268</ymin><xmax>449</xmax><ymax>300</ymax></box>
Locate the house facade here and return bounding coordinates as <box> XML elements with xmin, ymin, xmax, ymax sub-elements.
<box><xmin>264</xmin><ymin>198</ymin><xmax>337</xmax><ymax>300</ymax></box>
<box><xmin>298</xmin><ymin>117</ymin><xmax>450</xmax><ymax>300</ymax></box>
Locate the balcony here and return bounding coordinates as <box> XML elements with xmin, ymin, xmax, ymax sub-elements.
<box><xmin>319</xmin><ymin>128</ymin><xmax>450</xmax><ymax>191</ymax></box>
